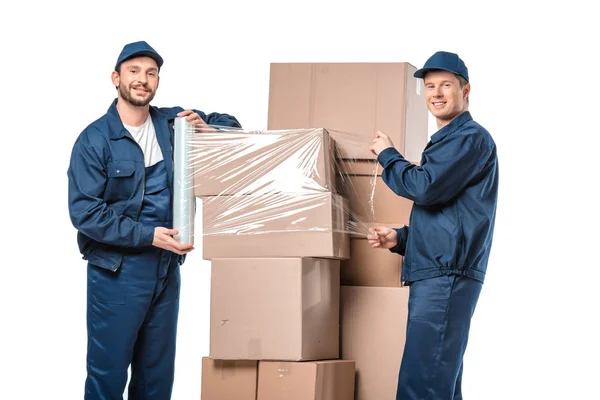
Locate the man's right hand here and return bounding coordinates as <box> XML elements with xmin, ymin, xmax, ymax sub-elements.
<box><xmin>153</xmin><ymin>227</ymin><xmax>194</xmax><ymax>255</ymax></box>
<box><xmin>367</xmin><ymin>227</ymin><xmax>398</xmax><ymax>249</ymax></box>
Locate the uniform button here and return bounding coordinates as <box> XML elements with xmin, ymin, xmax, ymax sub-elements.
<box><xmin>116</xmin><ymin>170</ymin><xmax>120</xmax><ymax>174</ymax></box>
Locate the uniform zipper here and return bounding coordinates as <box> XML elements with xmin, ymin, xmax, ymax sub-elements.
<box><xmin>122</xmin><ymin>132</ymin><xmax>146</xmax><ymax>222</ymax></box>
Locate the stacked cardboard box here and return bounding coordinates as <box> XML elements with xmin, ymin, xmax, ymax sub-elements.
<box><xmin>196</xmin><ymin>62</ymin><xmax>429</xmax><ymax>400</ymax></box>
<box><xmin>267</xmin><ymin>62</ymin><xmax>429</xmax><ymax>400</ymax></box>
<box><xmin>194</xmin><ymin>128</ymin><xmax>355</xmax><ymax>399</ymax></box>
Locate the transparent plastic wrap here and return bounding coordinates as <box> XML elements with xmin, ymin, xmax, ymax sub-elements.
<box><xmin>172</xmin><ymin>117</ymin><xmax>405</xmax><ymax>258</ymax></box>
<box><xmin>173</xmin><ymin>117</ymin><xmax>195</xmax><ymax>245</ymax></box>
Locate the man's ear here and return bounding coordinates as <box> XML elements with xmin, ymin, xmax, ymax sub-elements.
<box><xmin>111</xmin><ymin>71</ymin><xmax>120</xmax><ymax>89</ymax></box>
<box><xmin>463</xmin><ymin>83</ymin><xmax>471</xmax><ymax>100</ymax></box>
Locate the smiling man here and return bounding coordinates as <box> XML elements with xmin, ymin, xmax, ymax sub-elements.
<box><xmin>369</xmin><ymin>51</ymin><xmax>499</xmax><ymax>399</ymax></box>
<box><xmin>67</xmin><ymin>41</ymin><xmax>241</xmax><ymax>400</ymax></box>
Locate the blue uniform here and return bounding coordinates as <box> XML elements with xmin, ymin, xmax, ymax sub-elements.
<box><xmin>68</xmin><ymin>99</ymin><xmax>240</xmax><ymax>399</ymax></box>
<box><xmin>377</xmin><ymin>111</ymin><xmax>498</xmax><ymax>399</ymax></box>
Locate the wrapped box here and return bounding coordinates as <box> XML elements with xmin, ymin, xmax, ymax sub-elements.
<box><xmin>268</xmin><ymin>62</ymin><xmax>428</xmax><ymax>160</ymax></box>
<box><xmin>257</xmin><ymin>360</ymin><xmax>355</xmax><ymax>400</ymax></box>
<box><xmin>202</xmin><ymin>193</ymin><xmax>350</xmax><ymax>260</ymax></box>
<box><xmin>210</xmin><ymin>258</ymin><xmax>340</xmax><ymax>361</ymax></box>
<box><xmin>340</xmin><ymin>286</ymin><xmax>409</xmax><ymax>400</ymax></box>
<box><xmin>201</xmin><ymin>357</ymin><xmax>258</xmax><ymax>400</ymax></box>
<box><xmin>192</xmin><ymin>128</ymin><xmax>337</xmax><ymax>196</ymax></box>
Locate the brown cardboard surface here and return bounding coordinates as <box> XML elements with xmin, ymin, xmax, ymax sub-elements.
<box><xmin>202</xmin><ymin>193</ymin><xmax>350</xmax><ymax>260</ymax></box>
<box><xmin>201</xmin><ymin>357</ymin><xmax>258</xmax><ymax>400</ymax></box>
<box><xmin>337</xmin><ymin>160</ymin><xmax>415</xmax><ymax>228</ymax></box>
<box><xmin>343</xmin><ymin>174</ymin><xmax>414</xmax><ymax>225</ymax></box>
<box><xmin>268</xmin><ymin>63</ymin><xmax>428</xmax><ymax>161</ymax></box>
<box><xmin>257</xmin><ymin>360</ymin><xmax>355</xmax><ymax>400</ymax></box>
<box><xmin>340</xmin><ymin>286</ymin><xmax>409</xmax><ymax>400</ymax></box>
<box><xmin>342</xmin><ymin>238</ymin><xmax>403</xmax><ymax>287</ymax></box>
<box><xmin>193</xmin><ymin>128</ymin><xmax>337</xmax><ymax>196</ymax></box>
<box><xmin>210</xmin><ymin>258</ymin><xmax>340</xmax><ymax>361</ymax></box>
<box><xmin>338</xmin><ymin>159</ymin><xmax>420</xmax><ymax>176</ymax></box>
<box><xmin>338</xmin><ymin>160</ymin><xmax>384</xmax><ymax>176</ymax></box>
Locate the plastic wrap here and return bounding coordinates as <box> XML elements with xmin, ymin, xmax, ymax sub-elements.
<box><xmin>173</xmin><ymin>119</ymin><xmax>388</xmax><ymax>249</ymax></box>
<box><xmin>173</xmin><ymin>117</ymin><xmax>195</xmax><ymax>245</ymax></box>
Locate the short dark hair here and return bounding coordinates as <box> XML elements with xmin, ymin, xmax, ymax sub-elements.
<box><xmin>457</xmin><ymin>75</ymin><xmax>469</xmax><ymax>104</ymax></box>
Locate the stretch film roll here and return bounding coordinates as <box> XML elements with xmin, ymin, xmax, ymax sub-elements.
<box><xmin>173</xmin><ymin>117</ymin><xmax>194</xmax><ymax>245</ymax></box>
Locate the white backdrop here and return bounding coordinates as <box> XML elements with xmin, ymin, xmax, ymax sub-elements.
<box><xmin>1</xmin><ymin>0</ymin><xmax>598</xmax><ymax>399</ymax></box>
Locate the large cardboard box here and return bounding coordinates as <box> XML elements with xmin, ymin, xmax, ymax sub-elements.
<box><xmin>340</xmin><ymin>286</ymin><xmax>409</xmax><ymax>400</ymax></box>
<box><xmin>201</xmin><ymin>357</ymin><xmax>258</xmax><ymax>400</ymax></box>
<box><xmin>338</xmin><ymin>160</ymin><xmax>414</xmax><ymax>225</ymax></box>
<box><xmin>210</xmin><ymin>258</ymin><xmax>340</xmax><ymax>361</ymax></box>
<box><xmin>257</xmin><ymin>360</ymin><xmax>355</xmax><ymax>400</ymax></box>
<box><xmin>268</xmin><ymin>63</ymin><xmax>428</xmax><ymax>161</ymax></box>
<box><xmin>202</xmin><ymin>193</ymin><xmax>350</xmax><ymax>260</ymax></box>
<box><xmin>193</xmin><ymin>128</ymin><xmax>337</xmax><ymax>196</ymax></box>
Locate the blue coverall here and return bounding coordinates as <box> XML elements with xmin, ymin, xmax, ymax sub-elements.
<box><xmin>377</xmin><ymin>111</ymin><xmax>499</xmax><ymax>399</ymax></box>
<box><xmin>68</xmin><ymin>99</ymin><xmax>240</xmax><ymax>399</ymax></box>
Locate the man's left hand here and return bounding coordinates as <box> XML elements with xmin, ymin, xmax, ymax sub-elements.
<box><xmin>370</xmin><ymin>130</ymin><xmax>395</xmax><ymax>156</ymax></box>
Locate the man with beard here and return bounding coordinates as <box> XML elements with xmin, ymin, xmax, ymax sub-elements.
<box><xmin>67</xmin><ymin>41</ymin><xmax>241</xmax><ymax>400</ymax></box>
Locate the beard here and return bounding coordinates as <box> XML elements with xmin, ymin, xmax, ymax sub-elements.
<box><xmin>118</xmin><ymin>81</ymin><xmax>156</xmax><ymax>107</ymax></box>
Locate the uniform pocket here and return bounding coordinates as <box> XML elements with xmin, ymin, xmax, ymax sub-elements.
<box><xmin>437</xmin><ymin>210</ymin><xmax>457</xmax><ymax>234</ymax></box>
<box><xmin>88</xmin><ymin>262</ymin><xmax>127</xmax><ymax>305</ymax></box>
<box><xmin>105</xmin><ymin>160</ymin><xmax>138</xmax><ymax>201</ymax></box>
<box><xmin>414</xmin><ymin>208</ymin><xmax>460</xmax><ymax>267</ymax></box>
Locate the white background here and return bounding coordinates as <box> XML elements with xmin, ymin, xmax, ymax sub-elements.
<box><xmin>1</xmin><ymin>0</ymin><xmax>598</xmax><ymax>399</ymax></box>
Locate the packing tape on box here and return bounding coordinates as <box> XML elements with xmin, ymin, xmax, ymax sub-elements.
<box><xmin>215</xmin><ymin>360</ymin><xmax>237</xmax><ymax>380</ymax></box>
<box><xmin>302</xmin><ymin>262</ymin><xmax>323</xmax><ymax>311</ymax></box>
<box><xmin>247</xmin><ymin>338</ymin><xmax>262</xmax><ymax>359</ymax></box>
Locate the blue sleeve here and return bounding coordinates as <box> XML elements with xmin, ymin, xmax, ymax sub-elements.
<box><xmin>67</xmin><ymin>141</ymin><xmax>155</xmax><ymax>248</ymax></box>
<box><xmin>377</xmin><ymin>131</ymin><xmax>492</xmax><ymax>206</ymax></box>
<box><xmin>193</xmin><ymin>109</ymin><xmax>242</xmax><ymax>128</ymax></box>
<box><xmin>389</xmin><ymin>226</ymin><xmax>409</xmax><ymax>256</ymax></box>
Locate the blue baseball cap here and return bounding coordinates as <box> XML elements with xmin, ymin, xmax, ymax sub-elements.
<box><xmin>414</xmin><ymin>51</ymin><xmax>469</xmax><ymax>82</ymax></box>
<box><xmin>115</xmin><ymin>41</ymin><xmax>164</xmax><ymax>70</ymax></box>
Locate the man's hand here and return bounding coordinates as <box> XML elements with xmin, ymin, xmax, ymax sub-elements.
<box><xmin>370</xmin><ymin>130</ymin><xmax>395</xmax><ymax>156</ymax></box>
<box><xmin>153</xmin><ymin>227</ymin><xmax>194</xmax><ymax>255</ymax></box>
<box><xmin>177</xmin><ymin>110</ymin><xmax>206</xmax><ymax>125</ymax></box>
<box><xmin>367</xmin><ymin>226</ymin><xmax>398</xmax><ymax>249</ymax></box>
<box><xmin>177</xmin><ymin>110</ymin><xmax>216</xmax><ymax>132</ymax></box>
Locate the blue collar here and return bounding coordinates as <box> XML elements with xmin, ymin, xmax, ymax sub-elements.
<box><xmin>430</xmin><ymin>111</ymin><xmax>473</xmax><ymax>144</ymax></box>
<box><xmin>106</xmin><ymin>99</ymin><xmax>167</xmax><ymax>140</ymax></box>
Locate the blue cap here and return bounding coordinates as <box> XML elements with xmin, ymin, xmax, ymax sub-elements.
<box><xmin>414</xmin><ymin>51</ymin><xmax>469</xmax><ymax>82</ymax></box>
<box><xmin>115</xmin><ymin>41</ymin><xmax>164</xmax><ymax>70</ymax></box>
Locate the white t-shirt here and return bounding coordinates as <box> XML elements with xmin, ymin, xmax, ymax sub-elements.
<box><xmin>123</xmin><ymin>115</ymin><xmax>164</xmax><ymax>167</ymax></box>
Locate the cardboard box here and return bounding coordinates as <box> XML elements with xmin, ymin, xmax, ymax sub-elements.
<box><xmin>341</xmin><ymin>235</ymin><xmax>404</xmax><ymax>287</ymax></box>
<box><xmin>193</xmin><ymin>128</ymin><xmax>337</xmax><ymax>196</ymax></box>
<box><xmin>257</xmin><ymin>360</ymin><xmax>355</xmax><ymax>400</ymax></box>
<box><xmin>268</xmin><ymin>63</ymin><xmax>428</xmax><ymax>161</ymax></box>
<box><xmin>337</xmin><ymin>160</ymin><xmax>414</xmax><ymax>225</ymax></box>
<box><xmin>201</xmin><ymin>357</ymin><xmax>258</xmax><ymax>400</ymax></box>
<box><xmin>202</xmin><ymin>193</ymin><xmax>350</xmax><ymax>260</ymax></box>
<box><xmin>210</xmin><ymin>258</ymin><xmax>340</xmax><ymax>361</ymax></box>
<box><xmin>340</xmin><ymin>286</ymin><xmax>409</xmax><ymax>400</ymax></box>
